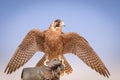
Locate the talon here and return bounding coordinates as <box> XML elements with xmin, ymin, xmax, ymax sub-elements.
<box><xmin>44</xmin><ymin>59</ymin><xmax>49</xmax><ymax>66</ymax></box>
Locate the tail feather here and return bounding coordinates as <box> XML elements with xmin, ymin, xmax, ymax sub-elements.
<box><xmin>62</xmin><ymin>56</ymin><xmax>73</xmax><ymax>74</ymax></box>
<box><xmin>36</xmin><ymin>55</ymin><xmax>46</xmax><ymax>67</ymax></box>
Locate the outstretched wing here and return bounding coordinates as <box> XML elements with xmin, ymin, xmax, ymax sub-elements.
<box><xmin>62</xmin><ymin>32</ymin><xmax>110</xmax><ymax>78</ymax></box>
<box><xmin>4</xmin><ymin>29</ymin><xmax>45</xmax><ymax>74</ymax></box>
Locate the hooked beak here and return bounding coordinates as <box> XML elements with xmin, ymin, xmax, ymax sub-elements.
<box><xmin>63</xmin><ymin>25</ymin><xmax>65</xmax><ymax>27</ymax></box>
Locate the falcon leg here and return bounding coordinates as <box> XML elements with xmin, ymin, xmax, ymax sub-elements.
<box><xmin>58</xmin><ymin>55</ymin><xmax>65</xmax><ymax>76</ymax></box>
<box><xmin>58</xmin><ymin>55</ymin><xmax>65</xmax><ymax>66</ymax></box>
<box><xmin>44</xmin><ymin>56</ymin><xmax>49</xmax><ymax>66</ymax></box>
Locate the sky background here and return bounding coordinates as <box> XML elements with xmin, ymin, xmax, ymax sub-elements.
<box><xmin>0</xmin><ymin>0</ymin><xmax>120</xmax><ymax>80</ymax></box>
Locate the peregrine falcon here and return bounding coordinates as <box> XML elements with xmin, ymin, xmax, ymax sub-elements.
<box><xmin>5</xmin><ymin>19</ymin><xmax>110</xmax><ymax>78</ymax></box>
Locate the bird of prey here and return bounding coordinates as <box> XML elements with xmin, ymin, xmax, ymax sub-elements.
<box><xmin>5</xmin><ymin>19</ymin><xmax>110</xmax><ymax>78</ymax></box>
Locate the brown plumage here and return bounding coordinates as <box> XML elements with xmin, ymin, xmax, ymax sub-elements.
<box><xmin>5</xmin><ymin>19</ymin><xmax>110</xmax><ymax>78</ymax></box>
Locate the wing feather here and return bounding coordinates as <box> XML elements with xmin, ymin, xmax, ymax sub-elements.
<box><xmin>4</xmin><ymin>29</ymin><xmax>45</xmax><ymax>74</ymax></box>
<box><xmin>62</xmin><ymin>32</ymin><xmax>110</xmax><ymax>78</ymax></box>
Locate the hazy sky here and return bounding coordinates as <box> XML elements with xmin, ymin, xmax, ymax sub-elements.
<box><xmin>0</xmin><ymin>0</ymin><xmax>120</xmax><ymax>80</ymax></box>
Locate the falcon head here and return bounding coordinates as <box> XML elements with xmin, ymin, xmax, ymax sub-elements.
<box><xmin>50</xmin><ymin>19</ymin><xmax>65</xmax><ymax>31</ymax></box>
<box><xmin>54</xmin><ymin>19</ymin><xmax>65</xmax><ymax>27</ymax></box>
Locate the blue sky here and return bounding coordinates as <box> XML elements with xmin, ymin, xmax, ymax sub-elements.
<box><xmin>0</xmin><ymin>0</ymin><xmax>120</xmax><ymax>80</ymax></box>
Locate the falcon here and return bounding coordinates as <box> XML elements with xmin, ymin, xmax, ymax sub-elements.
<box><xmin>5</xmin><ymin>19</ymin><xmax>110</xmax><ymax>78</ymax></box>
